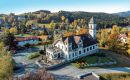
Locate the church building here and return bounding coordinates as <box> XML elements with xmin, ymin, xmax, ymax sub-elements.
<box><xmin>46</xmin><ymin>17</ymin><xmax>98</xmax><ymax>61</ymax></box>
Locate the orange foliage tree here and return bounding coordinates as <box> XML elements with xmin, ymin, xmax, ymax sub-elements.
<box><xmin>127</xmin><ymin>31</ymin><xmax>130</xmax><ymax>55</ymax></box>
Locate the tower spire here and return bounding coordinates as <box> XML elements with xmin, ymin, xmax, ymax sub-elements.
<box><xmin>89</xmin><ymin>16</ymin><xmax>97</xmax><ymax>39</ymax></box>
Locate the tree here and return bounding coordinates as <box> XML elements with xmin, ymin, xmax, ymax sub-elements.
<box><xmin>0</xmin><ymin>54</ymin><xmax>13</xmax><ymax>80</ymax></box>
<box><xmin>10</xmin><ymin>27</ymin><xmax>17</xmax><ymax>34</ymax></box>
<box><xmin>99</xmin><ymin>29</ymin><xmax>108</xmax><ymax>47</ymax></box>
<box><xmin>1</xmin><ymin>33</ymin><xmax>16</xmax><ymax>50</ymax></box>
<box><xmin>0</xmin><ymin>42</ymin><xmax>5</xmax><ymax>52</ymax></box>
<box><xmin>0</xmin><ymin>45</ymin><xmax>13</xmax><ymax>80</ymax></box>
<box><xmin>15</xmin><ymin>69</ymin><xmax>54</xmax><ymax>80</ymax></box>
<box><xmin>107</xmin><ymin>33</ymin><xmax>119</xmax><ymax>51</ymax></box>
<box><xmin>111</xmin><ymin>25</ymin><xmax>120</xmax><ymax>34</ymax></box>
<box><xmin>61</xmin><ymin>16</ymin><xmax>65</xmax><ymax>22</ymax></box>
<box><xmin>127</xmin><ymin>31</ymin><xmax>130</xmax><ymax>55</ymax></box>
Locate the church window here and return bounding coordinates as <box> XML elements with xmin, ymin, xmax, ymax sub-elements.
<box><xmin>87</xmin><ymin>48</ymin><xmax>89</xmax><ymax>51</ymax></box>
<box><xmin>90</xmin><ymin>47</ymin><xmax>92</xmax><ymax>50</ymax></box>
<box><xmin>93</xmin><ymin>46</ymin><xmax>95</xmax><ymax>49</ymax></box>
<box><xmin>72</xmin><ymin>53</ymin><xmax>74</xmax><ymax>57</ymax></box>
<box><xmin>79</xmin><ymin>51</ymin><xmax>81</xmax><ymax>55</ymax></box>
<box><xmin>84</xmin><ymin>49</ymin><xmax>86</xmax><ymax>53</ymax></box>
<box><xmin>69</xmin><ymin>54</ymin><xmax>71</xmax><ymax>59</ymax></box>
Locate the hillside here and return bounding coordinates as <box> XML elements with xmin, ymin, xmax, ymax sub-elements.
<box><xmin>0</xmin><ymin>10</ymin><xmax>129</xmax><ymax>28</ymax></box>
<box><xmin>115</xmin><ymin>11</ymin><xmax>130</xmax><ymax>17</ymax></box>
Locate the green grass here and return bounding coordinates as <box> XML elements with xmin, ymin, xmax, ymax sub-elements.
<box><xmin>84</xmin><ymin>56</ymin><xmax>98</xmax><ymax>64</ymax></box>
<box><xmin>71</xmin><ymin>53</ymin><xmax>116</xmax><ymax>68</ymax></box>
<box><xmin>38</xmin><ymin>24</ymin><xmax>50</xmax><ymax>28</ymax></box>
<box><xmin>100</xmin><ymin>73</ymin><xmax>130</xmax><ymax>80</ymax></box>
<box><xmin>27</xmin><ymin>52</ymin><xmax>40</xmax><ymax>59</ymax></box>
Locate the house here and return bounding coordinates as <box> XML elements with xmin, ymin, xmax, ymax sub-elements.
<box><xmin>46</xmin><ymin>17</ymin><xmax>98</xmax><ymax>61</ymax></box>
<box><xmin>15</xmin><ymin>36</ymin><xmax>40</xmax><ymax>47</ymax></box>
<box><xmin>118</xmin><ymin>33</ymin><xmax>128</xmax><ymax>44</ymax></box>
<box><xmin>0</xmin><ymin>19</ymin><xmax>3</xmax><ymax>25</ymax></box>
<box><xmin>17</xmin><ymin>16</ymin><xmax>25</xmax><ymax>21</ymax></box>
<box><xmin>32</xmin><ymin>25</ymin><xmax>38</xmax><ymax>30</ymax></box>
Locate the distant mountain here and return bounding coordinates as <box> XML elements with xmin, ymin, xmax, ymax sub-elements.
<box><xmin>114</xmin><ymin>11</ymin><xmax>130</xmax><ymax>17</ymax></box>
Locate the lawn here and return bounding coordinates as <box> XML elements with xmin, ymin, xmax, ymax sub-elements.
<box><xmin>71</xmin><ymin>53</ymin><xmax>116</xmax><ymax>68</ymax></box>
<box><xmin>100</xmin><ymin>73</ymin><xmax>130</xmax><ymax>80</ymax></box>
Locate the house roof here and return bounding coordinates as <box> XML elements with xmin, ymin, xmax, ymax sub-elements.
<box><xmin>118</xmin><ymin>34</ymin><xmax>128</xmax><ymax>39</ymax></box>
<box><xmin>55</xmin><ymin>34</ymin><xmax>98</xmax><ymax>50</ymax></box>
<box><xmin>89</xmin><ymin>16</ymin><xmax>96</xmax><ymax>24</ymax></box>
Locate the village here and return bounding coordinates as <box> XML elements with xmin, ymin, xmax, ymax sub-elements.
<box><xmin>0</xmin><ymin>9</ymin><xmax>130</xmax><ymax>80</ymax></box>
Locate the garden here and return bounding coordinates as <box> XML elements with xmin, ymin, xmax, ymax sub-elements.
<box><xmin>71</xmin><ymin>53</ymin><xmax>116</xmax><ymax>68</ymax></box>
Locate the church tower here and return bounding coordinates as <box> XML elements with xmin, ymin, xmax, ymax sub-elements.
<box><xmin>89</xmin><ymin>16</ymin><xmax>96</xmax><ymax>39</ymax></box>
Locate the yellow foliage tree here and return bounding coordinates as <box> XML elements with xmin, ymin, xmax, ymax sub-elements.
<box><xmin>10</xmin><ymin>27</ymin><xmax>17</xmax><ymax>34</ymax></box>
<box><xmin>127</xmin><ymin>31</ymin><xmax>130</xmax><ymax>55</ymax></box>
<box><xmin>111</xmin><ymin>25</ymin><xmax>120</xmax><ymax>34</ymax></box>
<box><xmin>0</xmin><ymin>42</ymin><xmax>5</xmax><ymax>52</ymax></box>
<box><xmin>61</xmin><ymin>16</ymin><xmax>65</xmax><ymax>22</ymax></box>
<box><xmin>0</xmin><ymin>53</ymin><xmax>13</xmax><ymax>80</ymax></box>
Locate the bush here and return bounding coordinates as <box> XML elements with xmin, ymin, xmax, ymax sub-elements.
<box><xmin>14</xmin><ymin>69</ymin><xmax>54</xmax><ymax>80</ymax></box>
<box><xmin>39</xmin><ymin>50</ymin><xmax>45</xmax><ymax>55</ymax></box>
<box><xmin>24</xmin><ymin>43</ymin><xmax>31</xmax><ymax>48</ymax></box>
<box><xmin>28</xmin><ymin>52</ymin><xmax>40</xmax><ymax>59</ymax></box>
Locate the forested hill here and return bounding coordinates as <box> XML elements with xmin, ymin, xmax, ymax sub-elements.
<box><xmin>25</xmin><ymin>10</ymin><xmax>130</xmax><ymax>28</ymax></box>
<box><xmin>0</xmin><ymin>10</ymin><xmax>130</xmax><ymax>28</ymax></box>
<box><xmin>114</xmin><ymin>11</ymin><xmax>130</xmax><ymax>17</ymax></box>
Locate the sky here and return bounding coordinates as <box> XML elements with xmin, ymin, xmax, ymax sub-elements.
<box><xmin>0</xmin><ymin>0</ymin><xmax>130</xmax><ymax>14</ymax></box>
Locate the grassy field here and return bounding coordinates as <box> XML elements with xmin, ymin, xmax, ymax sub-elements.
<box><xmin>100</xmin><ymin>73</ymin><xmax>130</xmax><ymax>80</ymax></box>
<box><xmin>71</xmin><ymin>53</ymin><xmax>115</xmax><ymax>68</ymax></box>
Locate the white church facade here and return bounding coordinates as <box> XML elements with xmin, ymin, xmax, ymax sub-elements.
<box><xmin>46</xmin><ymin>17</ymin><xmax>98</xmax><ymax>61</ymax></box>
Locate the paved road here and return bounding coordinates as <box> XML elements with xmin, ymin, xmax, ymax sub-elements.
<box><xmin>49</xmin><ymin>64</ymin><xmax>130</xmax><ymax>78</ymax></box>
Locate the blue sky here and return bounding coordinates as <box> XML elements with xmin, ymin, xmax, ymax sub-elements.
<box><xmin>0</xmin><ymin>0</ymin><xmax>130</xmax><ymax>14</ymax></box>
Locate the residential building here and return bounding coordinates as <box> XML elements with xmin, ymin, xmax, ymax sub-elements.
<box><xmin>15</xmin><ymin>36</ymin><xmax>40</xmax><ymax>47</ymax></box>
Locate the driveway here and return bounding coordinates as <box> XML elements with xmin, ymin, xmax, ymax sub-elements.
<box><xmin>13</xmin><ymin>45</ymin><xmax>44</xmax><ymax>77</ymax></box>
<box><xmin>49</xmin><ymin>64</ymin><xmax>130</xmax><ymax>78</ymax></box>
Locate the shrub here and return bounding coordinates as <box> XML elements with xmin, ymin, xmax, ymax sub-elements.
<box><xmin>24</xmin><ymin>43</ymin><xmax>31</xmax><ymax>48</ymax></box>
<box><xmin>39</xmin><ymin>50</ymin><xmax>46</xmax><ymax>55</ymax></box>
<box><xmin>28</xmin><ymin>52</ymin><xmax>40</xmax><ymax>59</ymax></box>
<box><xmin>14</xmin><ymin>69</ymin><xmax>54</xmax><ymax>80</ymax></box>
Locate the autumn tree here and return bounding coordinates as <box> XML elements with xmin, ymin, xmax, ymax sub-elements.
<box><xmin>0</xmin><ymin>33</ymin><xmax>16</xmax><ymax>50</ymax></box>
<box><xmin>10</xmin><ymin>27</ymin><xmax>18</xmax><ymax>34</ymax></box>
<box><xmin>61</xmin><ymin>16</ymin><xmax>65</xmax><ymax>22</ymax></box>
<box><xmin>15</xmin><ymin>69</ymin><xmax>54</xmax><ymax>80</ymax></box>
<box><xmin>111</xmin><ymin>25</ymin><xmax>120</xmax><ymax>34</ymax></box>
<box><xmin>0</xmin><ymin>54</ymin><xmax>13</xmax><ymax>80</ymax></box>
<box><xmin>127</xmin><ymin>31</ymin><xmax>130</xmax><ymax>55</ymax></box>
<box><xmin>99</xmin><ymin>29</ymin><xmax>109</xmax><ymax>47</ymax></box>
<box><xmin>107</xmin><ymin>33</ymin><xmax>119</xmax><ymax>51</ymax></box>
